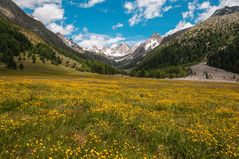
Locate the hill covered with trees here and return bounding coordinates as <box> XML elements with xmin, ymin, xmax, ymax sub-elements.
<box><xmin>0</xmin><ymin>18</ymin><xmax>32</xmax><ymax>69</ymax></box>
<box><xmin>132</xmin><ymin>12</ymin><xmax>239</xmax><ymax>78</ymax></box>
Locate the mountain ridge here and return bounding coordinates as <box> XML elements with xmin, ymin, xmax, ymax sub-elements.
<box><xmin>0</xmin><ymin>0</ymin><xmax>85</xmax><ymax>61</ymax></box>
<box><xmin>212</xmin><ymin>6</ymin><xmax>239</xmax><ymax>17</ymax></box>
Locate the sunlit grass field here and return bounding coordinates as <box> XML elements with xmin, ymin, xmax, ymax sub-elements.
<box><xmin>0</xmin><ymin>72</ymin><xmax>239</xmax><ymax>158</ymax></box>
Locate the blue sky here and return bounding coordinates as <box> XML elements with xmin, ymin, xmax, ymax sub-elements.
<box><xmin>14</xmin><ymin>0</ymin><xmax>239</xmax><ymax>48</ymax></box>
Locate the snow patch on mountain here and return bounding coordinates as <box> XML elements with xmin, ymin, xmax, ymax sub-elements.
<box><xmin>57</xmin><ymin>32</ymin><xmax>163</xmax><ymax>62</ymax></box>
<box><xmin>85</xmin><ymin>42</ymin><xmax>131</xmax><ymax>58</ymax></box>
<box><xmin>144</xmin><ymin>33</ymin><xmax>163</xmax><ymax>51</ymax></box>
<box><xmin>84</xmin><ymin>33</ymin><xmax>163</xmax><ymax>60</ymax></box>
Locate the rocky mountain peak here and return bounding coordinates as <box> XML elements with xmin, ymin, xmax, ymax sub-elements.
<box><xmin>112</xmin><ymin>42</ymin><xmax>131</xmax><ymax>52</ymax></box>
<box><xmin>57</xmin><ymin>33</ymin><xmax>84</xmax><ymax>53</ymax></box>
<box><xmin>144</xmin><ymin>33</ymin><xmax>163</xmax><ymax>51</ymax></box>
<box><xmin>212</xmin><ymin>6</ymin><xmax>239</xmax><ymax>17</ymax></box>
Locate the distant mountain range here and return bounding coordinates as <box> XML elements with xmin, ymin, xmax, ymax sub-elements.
<box><xmin>58</xmin><ymin>32</ymin><xmax>163</xmax><ymax>68</ymax></box>
<box><xmin>86</xmin><ymin>33</ymin><xmax>162</xmax><ymax>59</ymax></box>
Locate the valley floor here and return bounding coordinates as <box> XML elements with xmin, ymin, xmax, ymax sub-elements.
<box><xmin>0</xmin><ymin>71</ymin><xmax>239</xmax><ymax>158</ymax></box>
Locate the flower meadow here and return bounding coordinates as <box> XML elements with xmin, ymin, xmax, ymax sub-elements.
<box><xmin>0</xmin><ymin>74</ymin><xmax>238</xmax><ymax>158</ymax></box>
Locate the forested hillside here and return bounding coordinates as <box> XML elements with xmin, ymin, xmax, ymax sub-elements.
<box><xmin>0</xmin><ymin>18</ymin><xmax>32</xmax><ymax>68</ymax></box>
<box><xmin>0</xmin><ymin>17</ymin><xmax>118</xmax><ymax>75</ymax></box>
<box><xmin>132</xmin><ymin>12</ymin><xmax>239</xmax><ymax>78</ymax></box>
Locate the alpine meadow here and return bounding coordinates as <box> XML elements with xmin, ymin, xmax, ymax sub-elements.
<box><xmin>0</xmin><ymin>0</ymin><xmax>239</xmax><ymax>158</ymax></box>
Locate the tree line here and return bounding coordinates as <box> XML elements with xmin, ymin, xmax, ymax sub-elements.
<box><xmin>85</xmin><ymin>60</ymin><xmax>119</xmax><ymax>75</ymax></box>
<box><xmin>0</xmin><ymin>19</ymin><xmax>32</xmax><ymax>69</ymax></box>
<box><xmin>29</xmin><ymin>43</ymin><xmax>62</xmax><ymax>65</ymax></box>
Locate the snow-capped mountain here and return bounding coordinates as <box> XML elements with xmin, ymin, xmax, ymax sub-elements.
<box><xmin>86</xmin><ymin>42</ymin><xmax>131</xmax><ymax>58</ymax></box>
<box><xmin>111</xmin><ymin>43</ymin><xmax>131</xmax><ymax>56</ymax></box>
<box><xmin>113</xmin><ymin>33</ymin><xmax>163</xmax><ymax>67</ymax></box>
<box><xmin>57</xmin><ymin>32</ymin><xmax>162</xmax><ymax>66</ymax></box>
<box><xmin>143</xmin><ymin>33</ymin><xmax>163</xmax><ymax>51</ymax></box>
<box><xmin>85</xmin><ymin>33</ymin><xmax>162</xmax><ymax>60</ymax></box>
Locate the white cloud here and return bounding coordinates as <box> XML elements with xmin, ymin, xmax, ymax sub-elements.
<box><xmin>14</xmin><ymin>0</ymin><xmax>76</xmax><ymax>35</ymax></box>
<box><xmin>47</xmin><ymin>23</ymin><xmax>75</xmax><ymax>35</ymax></box>
<box><xmin>83</xmin><ymin>27</ymin><xmax>89</xmax><ymax>32</ymax></box>
<box><xmin>164</xmin><ymin>0</ymin><xmax>239</xmax><ymax>36</ymax></box>
<box><xmin>73</xmin><ymin>34</ymin><xmax>84</xmax><ymax>41</ymax></box>
<box><xmin>221</xmin><ymin>0</ymin><xmax>239</xmax><ymax>7</ymax></box>
<box><xmin>163</xmin><ymin>6</ymin><xmax>172</xmax><ymax>12</ymax></box>
<box><xmin>124</xmin><ymin>2</ymin><xmax>134</xmax><ymax>13</ymax></box>
<box><xmin>73</xmin><ymin>30</ymin><xmax>125</xmax><ymax>48</ymax></box>
<box><xmin>13</xmin><ymin>0</ymin><xmax>62</xmax><ymax>9</ymax></box>
<box><xmin>182</xmin><ymin>2</ymin><xmax>196</xmax><ymax>19</ymax></box>
<box><xmin>129</xmin><ymin>14</ymin><xmax>142</xmax><ymax>26</ymax></box>
<box><xmin>80</xmin><ymin>0</ymin><xmax>106</xmax><ymax>8</ymax></box>
<box><xmin>198</xmin><ymin>1</ymin><xmax>210</xmax><ymax>10</ymax></box>
<box><xmin>32</xmin><ymin>4</ymin><xmax>64</xmax><ymax>24</ymax></box>
<box><xmin>196</xmin><ymin>0</ymin><xmax>239</xmax><ymax>22</ymax></box>
<box><xmin>164</xmin><ymin>20</ymin><xmax>193</xmax><ymax>37</ymax></box>
<box><xmin>112</xmin><ymin>23</ymin><xmax>124</xmax><ymax>30</ymax></box>
<box><xmin>196</xmin><ymin>5</ymin><xmax>219</xmax><ymax>22</ymax></box>
<box><xmin>124</xmin><ymin>0</ymin><xmax>167</xmax><ymax>26</ymax></box>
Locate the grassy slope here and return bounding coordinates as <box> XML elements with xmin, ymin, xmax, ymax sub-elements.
<box><xmin>0</xmin><ymin>70</ymin><xmax>238</xmax><ymax>158</ymax></box>
<box><xmin>20</xmin><ymin>27</ymin><xmax>84</xmax><ymax>71</ymax></box>
<box><xmin>0</xmin><ymin>16</ymin><xmax>85</xmax><ymax>73</ymax></box>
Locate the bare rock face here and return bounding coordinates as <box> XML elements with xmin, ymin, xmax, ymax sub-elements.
<box><xmin>57</xmin><ymin>33</ymin><xmax>84</xmax><ymax>53</ymax></box>
<box><xmin>0</xmin><ymin>6</ymin><xmax>14</xmax><ymax>19</ymax></box>
<box><xmin>212</xmin><ymin>6</ymin><xmax>239</xmax><ymax>17</ymax></box>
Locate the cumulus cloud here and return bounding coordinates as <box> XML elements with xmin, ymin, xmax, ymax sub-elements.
<box><xmin>73</xmin><ymin>29</ymin><xmax>125</xmax><ymax>48</ymax></box>
<box><xmin>32</xmin><ymin>4</ymin><xmax>64</xmax><ymax>24</ymax></box>
<box><xmin>124</xmin><ymin>0</ymin><xmax>167</xmax><ymax>26</ymax></box>
<box><xmin>198</xmin><ymin>1</ymin><xmax>210</xmax><ymax>10</ymax></box>
<box><xmin>112</xmin><ymin>23</ymin><xmax>124</xmax><ymax>30</ymax></box>
<box><xmin>196</xmin><ymin>5</ymin><xmax>219</xmax><ymax>22</ymax></box>
<box><xmin>124</xmin><ymin>2</ymin><xmax>134</xmax><ymax>13</ymax></box>
<box><xmin>13</xmin><ymin>0</ymin><xmax>62</xmax><ymax>9</ymax></box>
<box><xmin>182</xmin><ymin>2</ymin><xmax>196</xmax><ymax>20</ymax></box>
<box><xmin>196</xmin><ymin>0</ymin><xmax>239</xmax><ymax>22</ymax></box>
<box><xmin>80</xmin><ymin>0</ymin><xmax>106</xmax><ymax>8</ymax></box>
<box><xmin>47</xmin><ymin>23</ymin><xmax>75</xmax><ymax>35</ymax></box>
<box><xmin>83</xmin><ymin>27</ymin><xmax>89</xmax><ymax>32</ymax></box>
<box><xmin>164</xmin><ymin>20</ymin><xmax>193</xmax><ymax>37</ymax></box>
<box><xmin>14</xmin><ymin>0</ymin><xmax>76</xmax><ymax>35</ymax></box>
<box><xmin>164</xmin><ymin>0</ymin><xmax>239</xmax><ymax>37</ymax></box>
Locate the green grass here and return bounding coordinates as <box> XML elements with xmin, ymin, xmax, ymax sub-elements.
<box><xmin>0</xmin><ymin>70</ymin><xmax>238</xmax><ymax>158</ymax></box>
